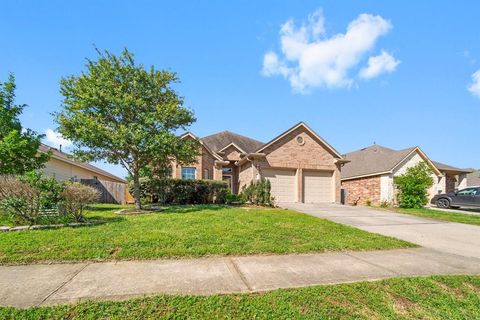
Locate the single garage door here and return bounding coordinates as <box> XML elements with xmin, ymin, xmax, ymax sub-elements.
<box><xmin>303</xmin><ymin>170</ymin><xmax>333</xmax><ymax>203</ymax></box>
<box><xmin>263</xmin><ymin>169</ymin><xmax>296</xmax><ymax>203</ymax></box>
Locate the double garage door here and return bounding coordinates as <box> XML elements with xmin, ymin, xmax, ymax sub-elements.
<box><xmin>263</xmin><ymin>169</ymin><xmax>333</xmax><ymax>203</ymax></box>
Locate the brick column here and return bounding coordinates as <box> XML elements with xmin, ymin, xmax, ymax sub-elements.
<box><xmin>296</xmin><ymin>168</ymin><xmax>303</xmax><ymax>203</ymax></box>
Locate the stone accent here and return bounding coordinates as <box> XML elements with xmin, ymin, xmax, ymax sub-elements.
<box><xmin>341</xmin><ymin>175</ymin><xmax>381</xmax><ymax>206</ymax></box>
<box><xmin>445</xmin><ymin>174</ymin><xmax>457</xmax><ymax>193</ymax></box>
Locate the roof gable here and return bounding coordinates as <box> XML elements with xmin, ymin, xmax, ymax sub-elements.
<box><xmin>255</xmin><ymin>122</ymin><xmax>343</xmax><ymax>159</ymax></box>
<box><xmin>341</xmin><ymin>145</ymin><xmax>441</xmax><ymax>180</ymax></box>
<box><xmin>218</xmin><ymin>142</ymin><xmax>246</xmax><ymax>154</ymax></box>
<box><xmin>180</xmin><ymin>132</ymin><xmax>224</xmax><ymax>161</ymax></box>
<box><xmin>201</xmin><ymin>131</ymin><xmax>264</xmax><ymax>154</ymax></box>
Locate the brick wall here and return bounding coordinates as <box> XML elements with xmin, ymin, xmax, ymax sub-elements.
<box><xmin>222</xmin><ymin>145</ymin><xmax>242</xmax><ymax>161</ymax></box>
<box><xmin>238</xmin><ymin>162</ymin><xmax>253</xmax><ymax>192</ymax></box>
<box><xmin>341</xmin><ymin>175</ymin><xmax>381</xmax><ymax>206</ymax></box>
<box><xmin>257</xmin><ymin>126</ymin><xmax>341</xmax><ymax>202</ymax></box>
<box><xmin>171</xmin><ymin>144</ymin><xmax>220</xmax><ymax>181</ymax></box>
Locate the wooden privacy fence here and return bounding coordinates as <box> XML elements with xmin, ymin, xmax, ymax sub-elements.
<box><xmin>81</xmin><ymin>179</ymin><xmax>127</xmax><ymax>204</ymax></box>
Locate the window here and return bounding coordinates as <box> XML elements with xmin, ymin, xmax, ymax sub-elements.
<box><xmin>203</xmin><ymin>169</ymin><xmax>209</xmax><ymax>179</ymax></box>
<box><xmin>222</xmin><ymin>167</ymin><xmax>232</xmax><ymax>174</ymax></box>
<box><xmin>181</xmin><ymin>167</ymin><xmax>196</xmax><ymax>180</ymax></box>
<box><xmin>457</xmin><ymin>188</ymin><xmax>478</xmax><ymax>196</ymax></box>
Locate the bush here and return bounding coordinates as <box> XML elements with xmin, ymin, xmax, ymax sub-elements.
<box><xmin>131</xmin><ymin>178</ymin><xmax>229</xmax><ymax>205</ymax></box>
<box><xmin>394</xmin><ymin>162</ymin><xmax>434</xmax><ymax>208</ymax></box>
<box><xmin>20</xmin><ymin>171</ymin><xmax>65</xmax><ymax>210</ymax></box>
<box><xmin>240</xmin><ymin>178</ymin><xmax>273</xmax><ymax>206</ymax></box>
<box><xmin>0</xmin><ymin>175</ymin><xmax>42</xmax><ymax>224</ymax></box>
<box><xmin>225</xmin><ymin>192</ymin><xmax>244</xmax><ymax>205</ymax></box>
<box><xmin>59</xmin><ymin>183</ymin><xmax>100</xmax><ymax>222</ymax></box>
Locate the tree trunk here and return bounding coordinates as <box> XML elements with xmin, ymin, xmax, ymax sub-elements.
<box><xmin>133</xmin><ymin>172</ymin><xmax>142</xmax><ymax>210</ymax></box>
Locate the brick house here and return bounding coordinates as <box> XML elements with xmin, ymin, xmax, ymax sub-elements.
<box><xmin>171</xmin><ymin>122</ymin><xmax>348</xmax><ymax>203</ymax></box>
<box><xmin>341</xmin><ymin>144</ymin><xmax>471</xmax><ymax>206</ymax></box>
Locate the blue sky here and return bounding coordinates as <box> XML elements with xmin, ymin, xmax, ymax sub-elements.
<box><xmin>1</xmin><ymin>1</ymin><xmax>479</xmax><ymax>178</ymax></box>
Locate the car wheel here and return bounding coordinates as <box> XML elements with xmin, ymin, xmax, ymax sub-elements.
<box><xmin>436</xmin><ymin>198</ymin><xmax>450</xmax><ymax>208</ymax></box>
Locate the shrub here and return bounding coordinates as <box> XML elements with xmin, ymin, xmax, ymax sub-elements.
<box><xmin>225</xmin><ymin>192</ymin><xmax>244</xmax><ymax>205</ymax></box>
<box><xmin>20</xmin><ymin>171</ymin><xmax>66</xmax><ymax>210</ymax></box>
<box><xmin>394</xmin><ymin>162</ymin><xmax>434</xmax><ymax>208</ymax></box>
<box><xmin>365</xmin><ymin>199</ymin><xmax>372</xmax><ymax>207</ymax></box>
<box><xmin>131</xmin><ymin>178</ymin><xmax>229</xmax><ymax>205</ymax></box>
<box><xmin>240</xmin><ymin>178</ymin><xmax>273</xmax><ymax>206</ymax></box>
<box><xmin>0</xmin><ymin>175</ymin><xmax>42</xmax><ymax>224</ymax></box>
<box><xmin>60</xmin><ymin>183</ymin><xmax>100</xmax><ymax>222</ymax></box>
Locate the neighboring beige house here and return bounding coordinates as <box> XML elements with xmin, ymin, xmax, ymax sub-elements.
<box><xmin>171</xmin><ymin>122</ymin><xmax>348</xmax><ymax>203</ymax></box>
<box><xmin>39</xmin><ymin>144</ymin><xmax>129</xmax><ymax>204</ymax></box>
<box><xmin>341</xmin><ymin>144</ymin><xmax>471</xmax><ymax>206</ymax></box>
<box><xmin>39</xmin><ymin>144</ymin><xmax>126</xmax><ymax>183</ymax></box>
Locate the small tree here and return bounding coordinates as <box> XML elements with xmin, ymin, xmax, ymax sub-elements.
<box><xmin>55</xmin><ymin>48</ymin><xmax>198</xmax><ymax>209</ymax></box>
<box><xmin>394</xmin><ymin>162</ymin><xmax>434</xmax><ymax>208</ymax></box>
<box><xmin>0</xmin><ymin>74</ymin><xmax>49</xmax><ymax>174</ymax></box>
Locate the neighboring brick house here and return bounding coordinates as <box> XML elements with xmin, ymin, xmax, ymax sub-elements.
<box><xmin>171</xmin><ymin>122</ymin><xmax>348</xmax><ymax>203</ymax></box>
<box><xmin>467</xmin><ymin>169</ymin><xmax>480</xmax><ymax>186</ymax></box>
<box><xmin>341</xmin><ymin>144</ymin><xmax>471</xmax><ymax>206</ymax></box>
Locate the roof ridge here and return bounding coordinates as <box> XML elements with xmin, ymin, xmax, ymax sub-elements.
<box><xmin>201</xmin><ymin>130</ymin><xmax>263</xmax><ymax>144</ymax></box>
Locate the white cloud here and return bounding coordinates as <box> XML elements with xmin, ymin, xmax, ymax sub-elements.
<box><xmin>262</xmin><ymin>10</ymin><xmax>397</xmax><ymax>92</ymax></box>
<box><xmin>468</xmin><ymin>70</ymin><xmax>480</xmax><ymax>98</ymax></box>
<box><xmin>45</xmin><ymin>129</ymin><xmax>73</xmax><ymax>150</ymax></box>
<box><xmin>359</xmin><ymin>50</ymin><xmax>400</xmax><ymax>79</ymax></box>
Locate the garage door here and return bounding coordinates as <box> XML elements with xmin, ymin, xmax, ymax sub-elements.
<box><xmin>263</xmin><ymin>169</ymin><xmax>296</xmax><ymax>203</ymax></box>
<box><xmin>303</xmin><ymin>170</ymin><xmax>333</xmax><ymax>203</ymax></box>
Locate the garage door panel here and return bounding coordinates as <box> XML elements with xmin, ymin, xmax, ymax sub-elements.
<box><xmin>303</xmin><ymin>170</ymin><xmax>333</xmax><ymax>203</ymax></box>
<box><xmin>263</xmin><ymin>169</ymin><xmax>296</xmax><ymax>203</ymax></box>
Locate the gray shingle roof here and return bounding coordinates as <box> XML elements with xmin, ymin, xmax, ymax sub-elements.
<box><xmin>201</xmin><ymin>131</ymin><xmax>264</xmax><ymax>154</ymax></box>
<box><xmin>431</xmin><ymin>161</ymin><xmax>472</xmax><ymax>174</ymax></box>
<box><xmin>341</xmin><ymin>144</ymin><xmax>416</xmax><ymax>179</ymax></box>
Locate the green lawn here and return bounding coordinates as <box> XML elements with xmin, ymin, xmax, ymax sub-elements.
<box><xmin>1</xmin><ymin>275</ymin><xmax>479</xmax><ymax>319</ymax></box>
<box><xmin>395</xmin><ymin>207</ymin><xmax>480</xmax><ymax>226</ymax></box>
<box><xmin>0</xmin><ymin>204</ymin><xmax>413</xmax><ymax>264</ymax></box>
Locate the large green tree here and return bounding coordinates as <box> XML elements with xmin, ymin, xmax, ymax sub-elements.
<box><xmin>0</xmin><ymin>74</ymin><xmax>49</xmax><ymax>174</ymax></box>
<box><xmin>56</xmin><ymin>49</ymin><xmax>198</xmax><ymax>209</ymax></box>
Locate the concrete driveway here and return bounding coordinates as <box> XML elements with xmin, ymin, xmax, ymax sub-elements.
<box><xmin>282</xmin><ymin>203</ymin><xmax>480</xmax><ymax>259</ymax></box>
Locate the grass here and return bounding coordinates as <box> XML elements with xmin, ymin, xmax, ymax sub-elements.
<box><xmin>1</xmin><ymin>275</ymin><xmax>479</xmax><ymax>319</ymax></box>
<box><xmin>394</xmin><ymin>207</ymin><xmax>480</xmax><ymax>226</ymax></box>
<box><xmin>0</xmin><ymin>204</ymin><xmax>413</xmax><ymax>264</ymax></box>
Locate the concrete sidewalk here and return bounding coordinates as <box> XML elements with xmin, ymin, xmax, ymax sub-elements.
<box><xmin>2</xmin><ymin>247</ymin><xmax>480</xmax><ymax>308</ymax></box>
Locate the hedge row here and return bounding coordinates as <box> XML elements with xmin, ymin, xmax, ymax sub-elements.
<box><xmin>131</xmin><ymin>178</ymin><xmax>229</xmax><ymax>205</ymax></box>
